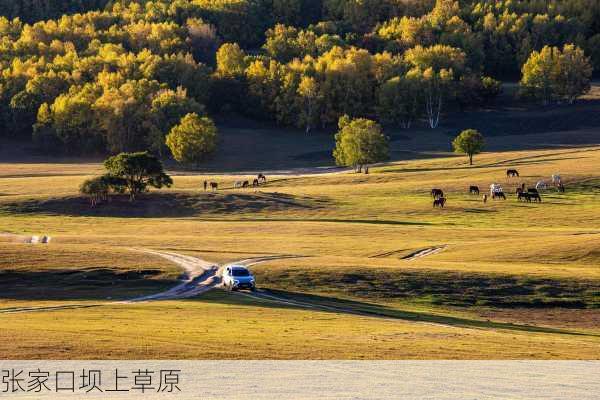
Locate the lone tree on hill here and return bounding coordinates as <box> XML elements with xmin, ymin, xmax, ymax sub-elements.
<box><xmin>333</xmin><ymin>115</ymin><xmax>389</xmax><ymax>173</ymax></box>
<box><xmin>166</xmin><ymin>113</ymin><xmax>218</xmax><ymax>167</ymax></box>
<box><xmin>104</xmin><ymin>151</ymin><xmax>172</xmax><ymax>201</ymax></box>
<box><xmin>452</xmin><ymin>129</ymin><xmax>485</xmax><ymax>165</ymax></box>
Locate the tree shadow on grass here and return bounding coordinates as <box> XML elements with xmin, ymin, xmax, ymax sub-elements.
<box><xmin>197</xmin><ymin>289</ymin><xmax>598</xmax><ymax>338</ymax></box>
<box><xmin>1</xmin><ymin>192</ymin><xmax>329</xmax><ymax>218</ymax></box>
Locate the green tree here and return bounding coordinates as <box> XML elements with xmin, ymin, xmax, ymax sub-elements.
<box><xmin>79</xmin><ymin>174</ymin><xmax>125</xmax><ymax>207</ymax></box>
<box><xmin>165</xmin><ymin>113</ymin><xmax>218</xmax><ymax>167</ymax></box>
<box><xmin>452</xmin><ymin>129</ymin><xmax>484</xmax><ymax>165</ymax></box>
<box><xmin>333</xmin><ymin>115</ymin><xmax>389</xmax><ymax>172</ymax></box>
<box><xmin>103</xmin><ymin>151</ymin><xmax>172</xmax><ymax>201</ymax></box>
<box><xmin>376</xmin><ymin>75</ymin><xmax>421</xmax><ymax>129</ymax></box>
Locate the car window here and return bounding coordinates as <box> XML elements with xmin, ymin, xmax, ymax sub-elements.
<box><xmin>232</xmin><ymin>269</ymin><xmax>250</xmax><ymax>277</ymax></box>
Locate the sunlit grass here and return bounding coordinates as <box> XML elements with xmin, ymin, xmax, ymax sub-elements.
<box><xmin>1</xmin><ymin>145</ymin><xmax>599</xmax><ymax>358</ymax></box>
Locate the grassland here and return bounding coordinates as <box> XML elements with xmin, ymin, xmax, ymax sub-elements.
<box><xmin>1</xmin><ymin>140</ymin><xmax>600</xmax><ymax>359</ymax></box>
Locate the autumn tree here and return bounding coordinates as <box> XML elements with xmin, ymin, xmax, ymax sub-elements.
<box><xmin>521</xmin><ymin>44</ymin><xmax>592</xmax><ymax>105</ymax></box>
<box><xmin>165</xmin><ymin>113</ymin><xmax>218</xmax><ymax>167</ymax></box>
<box><xmin>333</xmin><ymin>115</ymin><xmax>389</xmax><ymax>172</ymax></box>
<box><xmin>557</xmin><ymin>44</ymin><xmax>593</xmax><ymax>103</ymax></box>
<box><xmin>216</xmin><ymin>43</ymin><xmax>247</xmax><ymax>77</ymax></box>
<box><xmin>297</xmin><ymin>75</ymin><xmax>320</xmax><ymax>134</ymax></box>
<box><xmin>520</xmin><ymin>46</ymin><xmax>562</xmax><ymax>105</ymax></box>
<box><xmin>452</xmin><ymin>129</ymin><xmax>484</xmax><ymax>165</ymax></box>
<box><xmin>404</xmin><ymin>44</ymin><xmax>465</xmax><ymax>128</ymax></box>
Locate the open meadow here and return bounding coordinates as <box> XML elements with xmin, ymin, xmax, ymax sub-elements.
<box><xmin>1</xmin><ymin>134</ymin><xmax>600</xmax><ymax>359</ymax></box>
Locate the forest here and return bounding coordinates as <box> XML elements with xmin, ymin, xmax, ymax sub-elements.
<box><xmin>0</xmin><ymin>0</ymin><xmax>597</xmax><ymax>157</ymax></box>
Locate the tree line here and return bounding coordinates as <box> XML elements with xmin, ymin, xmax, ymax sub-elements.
<box><xmin>0</xmin><ymin>0</ymin><xmax>596</xmax><ymax>161</ymax></box>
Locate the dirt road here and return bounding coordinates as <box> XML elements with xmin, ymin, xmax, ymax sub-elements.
<box><xmin>128</xmin><ymin>250</ymin><xmax>220</xmax><ymax>302</ymax></box>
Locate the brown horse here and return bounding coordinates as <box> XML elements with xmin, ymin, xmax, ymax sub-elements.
<box><xmin>210</xmin><ymin>182</ymin><xmax>218</xmax><ymax>191</ymax></box>
<box><xmin>469</xmin><ymin>186</ymin><xmax>479</xmax><ymax>195</ymax></box>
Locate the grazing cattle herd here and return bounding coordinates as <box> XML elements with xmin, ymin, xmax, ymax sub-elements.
<box><xmin>431</xmin><ymin>169</ymin><xmax>566</xmax><ymax>208</ymax></box>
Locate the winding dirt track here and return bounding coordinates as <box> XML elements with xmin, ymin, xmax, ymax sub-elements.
<box><xmin>0</xmin><ymin>244</ymin><xmax>445</xmax><ymax>315</ymax></box>
<box><xmin>127</xmin><ymin>250</ymin><xmax>220</xmax><ymax>302</ymax></box>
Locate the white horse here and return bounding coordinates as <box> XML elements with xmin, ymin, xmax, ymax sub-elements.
<box><xmin>234</xmin><ymin>181</ymin><xmax>244</xmax><ymax>189</ymax></box>
<box><xmin>490</xmin><ymin>183</ymin><xmax>503</xmax><ymax>195</ymax></box>
<box><xmin>552</xmin><ymin>174</ymin><xmax>562</xmax><ymax>186</ymax></box>
<box><xmin>536</xmin><ymin>181</ymin><xmax>548</xmax><ymax>190</ymax></box>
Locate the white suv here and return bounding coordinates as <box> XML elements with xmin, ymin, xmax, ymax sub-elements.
<box><xmin>222</xmin><ymin>265</ymin><xmax>256</xmax><ymax>291</ymax></box>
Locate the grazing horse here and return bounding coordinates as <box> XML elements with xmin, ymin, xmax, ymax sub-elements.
<box><xmin>433</xmin><ymin>197</ymin><xmax>446</xmax><ymax>208</ymax></box>
<box><xmin>234</xmin><ymin>181</ymin><xmax>243</xmax><ymax>189</ymax></box>
<box><xmin>518</xmin><ymin>192</ymin><xmax>531</xmax><ymax>202</ymax></box>
<box><xmin>529</xmin><ymin>192</ymin><xmax>542</xmax><ymax>202</ymax></box>
<box><xmin>469</xmin><ymin>186</ymin><xmax>480</xmax><ymax>195</ymax></box>
<box><xmin>552</xmin><ymin>174</ymin><xmax>562</xmax><ymax>186</ymax></box>
<box><xmin>431</xmin><ymin>188</ymin><xmax>444</xmax><ymax>198</ymax></box>
<box><xmin>490</xmin><ymin>183</ymin><xmax>502</xmax><ymax>196</ymax></box>
<box><xmin>535</xmin><ymin>181</ymin><xmax>547</xmax><ymax>190</ymax></box>
<box><xmin>506</xmin><ymin>169</ymin><xmax>519</xmax><ymax>178</ymax></box>
<box><xmin>210</xmin><ymin>182</ymin><xmax>218</xmax><ymax>191</ymax></box>
<box><xmin>492</xmin><ymin>191</ymin><xmax>506</xmax><ymax>200</ymax></box>
<box><xmin>242</xmin><ymin>180</ymin><xmax>250</xmax><ymax>188</ymax></box>
<box><xmin>253</xmin><ymin>179</ymin><xmax>260</xmax><ymax>187</ymax></box>
<box><xmin>257</xmin><ymin>173</ymin><xmax>267</xmax><ymax>184</ymax></box>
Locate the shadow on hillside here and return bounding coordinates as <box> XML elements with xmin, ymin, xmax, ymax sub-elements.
<box><xmin>1</xmin><ymin>192</ymin><xmax>329</xmax><ymax>218</ymax></box>
<box><xmin>0</xmin><ymin>268</ymin><xmax>177</xmax><ymax>301</ymax></box>
<box><xmin>198</xmin><ymin>289</ymin><xmax>595</xmax><ymax>337</ymax></box>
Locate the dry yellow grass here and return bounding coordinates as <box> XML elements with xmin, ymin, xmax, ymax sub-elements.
<box><xmin>1</xmin><ymin>293</ymin><xmax>599</xmax><ymax>360</ymax></box>
<box><xmin>1</xmin><ymin>145</ymin><xmax>599</xmax><ymax>358</ymax></box>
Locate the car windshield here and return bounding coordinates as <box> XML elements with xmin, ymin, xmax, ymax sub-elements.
<box><xmin>231</xmin><ymin>268</ymin><xmax>250</xmax><ymax>277</ymax></box>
